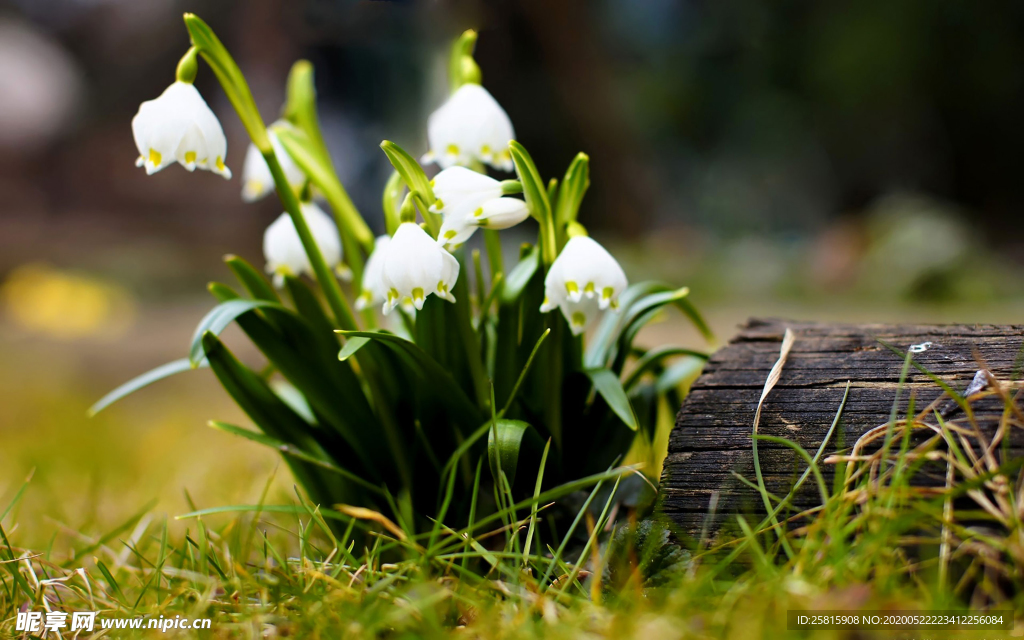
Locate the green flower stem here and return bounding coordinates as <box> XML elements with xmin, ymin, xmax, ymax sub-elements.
<box><xmin>452</xmin><ymin>255</ymin><xmax>490</xmax><ymax>409</ymax></box>
<box><xmin>175</xmin><ymin>47</ymin><xmax>199</xmax><ymax>83</ymax></box>
<box><xmin>280</xmin><ymin>60</ymin><xmax>374</xmax><ymax>266</ymax></box>
<box><xmin>274</xmin><ymin>127</ymin><xmax>371</xmax><ymax>288</ymax></box>
<box><xmin>184</xmin><ymin>13</ymin><xmax>270</xmax><ymax>152</ymax></box>
<box><xmin>183</xmin><ymin>14</ymin><xmax>357</xmax><ymax>331</ymax></box>
<box><xmin>382</xmin><ymin>171</ymin><xmax>404</xmax><ymax>235</ymax></box>
<box><xmin>483</xmin><ymin>229</ymin><xmax>504</xmax><ymax>282</ymax></box>
<box><xmin>449</xmin><ymin>30</ymin><xmax>480</xmax><ymax>91</ymax></box>
<box><xmin>265</xmin><ymin>150</ymin><xmax>357</xmax><ymax>331</ymax></box>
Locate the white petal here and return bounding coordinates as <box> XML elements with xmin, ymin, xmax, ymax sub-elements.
<box><xmin>425</xmin><ymin>84</ymin><xmax>515</xmax><ymax>172</ymax></box>
<box><xmin>476</xmin><ymin>197</ymin><xmax>529</xmax><ymax>230</ymax></box>
<box><xmin>356</xmin><ymin>235</ymin><xmax>391</xmax><ymax>310</ymax></box>
<box><xmin>241</xmin><ymin>141</ymin><xmax>273</xmax><ymax>202</ymax></box>
<box><xmin>437</xmin><ymin>249</ymin><xmax>460</xmax><ymax>302</ymax></box>
<box><xmin>262</xmin><ymin>202</ymin><xmax>342</xmax><ymax>283</ymax></box>
<box><xmin>242</xmin><ymin>122</ymin><xmax>307</xmax><ymax>202</ymax></box>
<box><xmin>430</xmin><ymin>166</ymin><xmax>502</xmax><ymax>212</ymax></box>
<box><xmin>381</xmin><ymin>223</ymin><xmax>459</xmax><ymax>310</ymax></box>
<box><xmin>558</xmin><ymin>296</ymin><xmax>601</xmax><ymax>336</ymax></box>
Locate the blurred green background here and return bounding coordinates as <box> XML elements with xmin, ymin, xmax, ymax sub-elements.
<box><xmin>2</xmin><ymin>0</ymin><xmax>1024</xmax><ymax>545</ymax></box>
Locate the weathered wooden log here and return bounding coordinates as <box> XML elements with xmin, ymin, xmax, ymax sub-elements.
<box><xmin>659</xmin><ymin>318</ymin><xmax>1024</xmax><ymax>537</ymax></box>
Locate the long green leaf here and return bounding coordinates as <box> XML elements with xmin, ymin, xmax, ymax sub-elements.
<box><xmin>225</xmin><ymin>254</ymin><xmax>279</xmax><ymax>302</ymax></box>
<box><xmin>500</xmin><ymin>245</ymin><xmax>539</xmax><ymax>304</ymax></box>
<box><xmin>623</xmin><ymin>346</ymin><xmax>709</xmax><ymax>391</ymax></box>
<box><xmin>487</xmin><ymin>420</ymin><xmax>534</xmax><ymax>488</ymax></box>
<box><xmin>210</xmin><ymin>421</ymin><xmax>383</xmax><ymax>495</ymax></box>
<box><xmin>509</xmin><ymin>141</ymin><xmax>555</xmax><ymax>264</ymax></box>
<box><xmin>380</xmin><ymin>140</ymin><xmax>435</xmax><ymax>205</ymax></box>
<box><xmin>89</xmin><ymin>359</ymin><xmax>208</xmax><ymax>416</ymax></box>
<box><xmin>188</xmin><ymin>299</ymin><xmax>283</xmax><ymax>365</ymax></box>
<box><xmin>554</xmin><ymin>152</ymin><xmax>590</xmax><ymax>231</ymax></box>
<box><xmin>336</xmin><ymin>330</ymin><xmax>482</xmax><ymax>429</ymax></box>
<box><xmin>201</xmin><ymin>332</ymin><xmax>359</xmax><ymax>505</ymax></box>
<box><xmin>584</xmin><ymin>368</ymin><xmax>639</xmax><ymax>431</ymax></box>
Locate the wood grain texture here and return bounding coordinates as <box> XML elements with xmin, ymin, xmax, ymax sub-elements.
<box><xmin>659</xmin><ymin>318</ymin><xmax>1024</xmax><ymax>536</ymax></box>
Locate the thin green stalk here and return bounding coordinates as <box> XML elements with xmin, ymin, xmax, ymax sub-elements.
<box><xmin>265</xmin><ymin>145</ymin><xmax>357</xmax><ymax>332</ymax></box>
<box><xmin>483</xmin><ymin>229</ymin><xmax>504</xmax><ymax>279</ymax></box>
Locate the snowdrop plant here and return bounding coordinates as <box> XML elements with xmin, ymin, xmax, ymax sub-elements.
<box><xmin>95</xmin><ymin>18</ymin><xmax>711</xmax><ymax>534</ymax></box>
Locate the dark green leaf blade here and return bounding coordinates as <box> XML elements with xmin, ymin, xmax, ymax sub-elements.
<box><xmin>584</xmin><ymin>367</ymin><xmax>639</xmax><ymax>431</ymax></box>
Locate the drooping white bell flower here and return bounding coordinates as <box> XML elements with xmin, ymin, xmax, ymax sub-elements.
<box><xmin>430</xmin><ymin>166</ymin><xmax>529</xmax><ymax>246</ymax></box>
<box><xmin>132</xmin><ymin>81</ymin><xmax>231</xmax><ymax>178</ymax></box>
<box><xmin>540</xmin><ymin>236</ymin><xmax>628</xmax><ymax>335</ymax></box>
<box><xmin>422</xmin><ymin>84</ymin><xmax>514</xmax><ymax>172</ymax></box>
<box><xmin>240</xmin><ymin>121</ymin><xmax>306</xmax><ymax>202</ymax></box>
<box><xmin>381</xmin><ymin>222</ymin><xmax>460</xmax><ymax>314</ymax></box>
<box><xmin>355</xmin><ymin>235</ymin><xmax>391</xmax><ymax>311</ymax></box>
<box><xmin>263</xmin><ymin>202</ymin><xmax>344</xmax><ymax>288</ymax></box>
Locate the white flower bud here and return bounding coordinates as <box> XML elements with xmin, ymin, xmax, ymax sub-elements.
<box><xmin>540</xmin><ymin>236</ymin><xmax>628</xmax><ymax>335</ymax></box>
<box><xmin>422</xmin><ymin>84</ymin><xmax>514</xmax><ymax>172</ymax></box>
<box><xmin>241</xmin><ymin>121</ymin><xmax>306</xmax><ymax>202</ymax></box>
<box><xmin>263</xmin><ymin>202</ymin><xmax>343</xmax><ymax>288</ymax></box>
<box><xmin>381</xmin><ymin>223</ymin><xmax>460</xmax><ymax>314</ymax></box>
<box><xmin>132</xmin><ymin>81</ymin><xmax>230</xmax><ymax>178</ymax></box>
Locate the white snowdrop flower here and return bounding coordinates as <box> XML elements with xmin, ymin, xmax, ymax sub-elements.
<box><xmin>355</xmin><ymin>235</ymin><xmax>391</xmax><ymax>311</ymax></box>
<box><xmin>381</xmin><ymin>222</ymin><xmax>460</xmax><ymax>314</ymax></box>
<box><xmin>240</xmin><ymin>121</ymin><xmax>306</xmax><ymax>202</ymax></box>
<box><xmin>132</xmin><ymin>81</ymin><xmax>231</xmax><ymax>178</ymax></box>
<box><xmin>263</xmin><ymin>202</ymin><xmax>343</xmax><ymax>288</ymax></box>
<box><xmin>430</xmin><ymin>166</ymin><xmax>528</xmax><ymax>247</ymax></box>
<box><xmin>422</xmin><ymin>84</ymin><xmax>514</xmax><ymax>172</ymax></box>
<box><xmin>540</xmin><ymin>236</ymin><xmax>628</xmax><ymax>335</ymax></box>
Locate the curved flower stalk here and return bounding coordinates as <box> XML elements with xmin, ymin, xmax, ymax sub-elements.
<box><xmin>541</xmin><ymin>236</ymin><xmax>628</xmax><ymax>335</ymax></box>
<box><xmin>355</xmin><ymin>235</ymin><xmax>391</xmax><ymax>311</ymax></box>
<box><xmin>381</xmin><ymin>223</ymin><xmax>459</xmax><ymax>314</ymax></box>
<box><xmin>263</xmin><ymin>202</ymin><xmax>346</xmax><ymax>288</ymax></box>
<box><xmin>422</xmin><ymin>84</ymin><xmax>514</xmax><ymax>172</ymax></box>
<box><xmin>430</xmin><ymin>167</ymin><xmax>528</xmax><ymax>246</ymax></box>
<box><xmin>132</xmin><ymin>81</ymin><xmax>231</xmax><ymax>178</ymax></box>
<box><xmin>241</xmin><ymin>121</ymin><xmax>306</xmax><ymax>202</ymax></box>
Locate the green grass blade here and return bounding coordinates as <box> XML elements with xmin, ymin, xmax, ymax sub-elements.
<box><xmin>89</xmin><ymin>358</ymin><xmax>207</xmax><ymax>416</ymax></box>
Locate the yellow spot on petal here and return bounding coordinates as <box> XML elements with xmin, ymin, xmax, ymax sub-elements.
<box><xmin>444</xmin><ymin>230</ymin><xmax>457</xmax><ymax>240</ymax></box>
<box><xmin>473</xmin><ymin>207</ymin><xmax>483</xmax><ymax>218</ymax></box>
<box><xmin>215</xmin><ymin>157</ymin><xmax>226</xmax><ymax>172</ymax></box>
<box><xmin>565</xmin><ymin>281</ymin><xmax>579</xmax><ymax>295</ymax></box>
<box><xmin>602</xmin><ymin>286</ymin><xmax>614</xmax><ymax>300</ymax></box>
<box><xmin>429</xmin><ymin>179</ymin><xmax>436</xmax><ymax>187</ymax></box>
<box><xmin>184</xmin><ymin>151</ymin><xmax>197</xmax><ymax>164</ymax></box>
<box><xmin>434</xmin><ymin>198</ymin><xmax>445</xmax><ymax>210</ymax></box>
<box><xmin>446</xmin><ymin>143</ymin><xmax>460</xmax><ymax>155</ymax></box>
<box><xmin>571</xmin><ymin>312</ymin><xmax>586</xmax><ymax>327</ymax></box>
<box><xmin>480</xmin><ymin>144</ymin><xmax>492</xmax><ymax>156</ymax></box>
<box><xmin>437</xmin><ymin>281</ymin><xmax>447</xmax><ymax>294</ymax></box>
<box><xmin>584</xmin><ymin>282</ymin><xmax>595</xmax><ymax>295</ymax></box>
<box><xmin>412</xmin><ymin>287</ymin><xmax>424</xmax><ymax>302</ymax></box>
<box><xmin>148</xmin><ymin>148</ymin><xmax>162</xmax><ymax>167</ymax></box>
